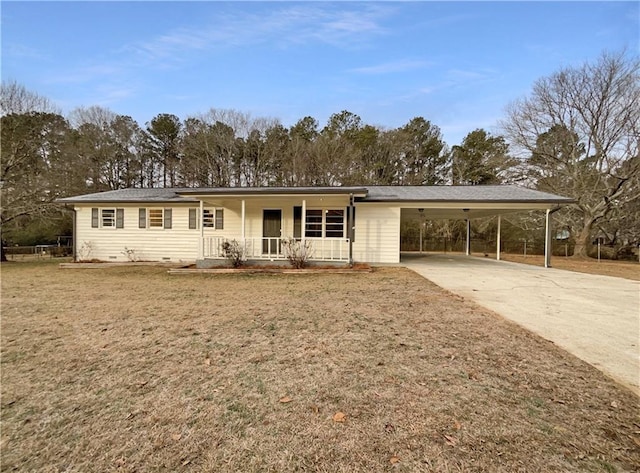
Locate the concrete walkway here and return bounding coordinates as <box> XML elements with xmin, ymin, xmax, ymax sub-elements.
<box><xmin>403</xmin><ymin>253</ymin><xmax>640</xmax><ymax>395</ymax></box>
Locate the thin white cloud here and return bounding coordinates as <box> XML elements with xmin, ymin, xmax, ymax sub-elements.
<box><xmin>47</xmin><ymin>64</ymin><xmax>124</xmax><ymax>85</ymax></box>
<box><xmin>4</xmin><ymin>43</ymin><xmax>47</xmax><ymax>60</ymax></box>
<box><xmin>349</xmin><ymin>59</ymin><xmax>433</xmax><ymax>75</ymax></box>
<box><xmin>42</xmin><ymin>4</ymin><xmax>391</xmax><ymax>95</ymax></box>
<box><xmin>130</xmin><ymin>4</ymin><xmax>391</xmax><ymax>61</ymax></box>
<box><xmin>445</xmin><ymin>69</ymin><xmax>492</xmax><ymax>81</ymax></box>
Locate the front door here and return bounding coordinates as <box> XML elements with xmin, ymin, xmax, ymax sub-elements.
<box><xmin>263</xmin><ymin>209</ymin><xmax>282</xmax><ymax>254</ymax></box>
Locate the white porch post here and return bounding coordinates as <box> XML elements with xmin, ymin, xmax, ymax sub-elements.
<box><xmin>544</xmin><ymin>208</ymin><xmax>552</xmax><ymax>268</ymax></box>
<box><xmin>241</xmin><ymin>199</ymin><xmax>246</xmax><ymax>239</ymax></box>
<box><xmin>465</xmin><ymin>218</ymin><xmax>471</xmax><ymax>256</ymax></box>
<box><xmin>301</xmin><ymin>199</ymin><xmax>306</xmax><ymax>243</ymax></box>
<box><xmin>199</xmin><ymin>200</ymin><xmax>204</xmax><ymax>258</ymax></box>
<box><xmin>496</xmin><ymin>214</ymin><xmax>502</xmax><ymax>261</ymax></box>
<box><xmin>241</xmin><ymin>199</ymin><xmax>246</xmax><ymax>258</ymax></box>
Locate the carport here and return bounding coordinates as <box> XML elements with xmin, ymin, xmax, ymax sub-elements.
<box><xmin>362</xmin><ymin>186</ymin><xmax>574</xmax><ymax>267</ymax></box>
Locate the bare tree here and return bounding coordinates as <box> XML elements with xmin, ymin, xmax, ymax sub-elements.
<box><xmin>502</xmin><ymin>51</ymin><xmax>640</xmax><ymax>257</ymax></box>
<box><xmin>0</xmin><ymin>80</ymin><xmax>59</xmax><ymax>116</ymax></box>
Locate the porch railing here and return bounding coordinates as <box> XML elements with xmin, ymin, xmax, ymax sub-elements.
<box><xmin>203</xmin><ymin>237</ymin><xmax>350</xmax><ymax>262</ymax></box>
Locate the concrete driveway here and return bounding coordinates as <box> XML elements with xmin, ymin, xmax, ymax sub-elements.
<box><xmin>403</xmin><ymin>253</ymin><xmax>640</xmax><ymax>395</ymax></box>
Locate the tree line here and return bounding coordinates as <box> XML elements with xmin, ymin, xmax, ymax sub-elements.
<box><xmin>1</xmin><ymin>51</ymin><xmax>638</xmax><ymax>259</ymax></box>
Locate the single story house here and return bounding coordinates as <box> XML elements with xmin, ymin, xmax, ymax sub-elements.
<box><xmin>57</xmin><ymin>185</ymin><xmax>573</xmax><ymax>267</ymax></box>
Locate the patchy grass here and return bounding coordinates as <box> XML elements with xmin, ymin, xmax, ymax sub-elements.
<box><xmin>1</xmin><ymin>261</ymin><xmax>639</xmax><ymax>472</ymax></box>
<box><xmin>495</xmin><ymin>253</ymin><xmax>640</xmax><ymax>281</ymax></box>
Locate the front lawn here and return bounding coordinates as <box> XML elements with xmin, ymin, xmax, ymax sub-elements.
<box><xmin>1</xmin><ymin>262</ymin><xmax>638</xmax><ymax>472</ymax></box>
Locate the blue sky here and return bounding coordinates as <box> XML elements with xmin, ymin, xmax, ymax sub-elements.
<box><xmin>2</xmin><ymin>1</ymin><xmax>638</xmax><ymax>145</ymax></box>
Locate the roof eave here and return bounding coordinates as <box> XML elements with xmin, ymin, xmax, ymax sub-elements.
<box><xmin>55</xmin><ymin>198</ymin><xmax>199</xmax><ymax>204</ymax></box>
<box><xmin>177</xmin><ymin>188</ymin><xmax>369</xmax><ymax>198</ymax></box>
<box><xmin>357</xmin><ymin>198</ymin><xmax>575</xmax><ymax>204</ymax></box>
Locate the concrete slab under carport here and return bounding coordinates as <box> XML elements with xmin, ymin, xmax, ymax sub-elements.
<box><xmin>402</xmin><ymin>253</ymin><xmax>640</xmax><ymax>395</ymax></box>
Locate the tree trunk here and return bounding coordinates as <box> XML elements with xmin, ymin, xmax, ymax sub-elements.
<box><xmin>1</xmin><ymin>235</ymin><xmax>7</xmax><ymax>262</ymax></box>
<box><xmin>572</xmin><ymin>219</ymin><xmax>595</xmax><ymax>258</ymax></box>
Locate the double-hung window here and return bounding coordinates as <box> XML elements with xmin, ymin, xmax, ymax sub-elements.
<box><xmin>304</xmin><ymin>209</ymin><xmax>344</xmax><ymax>238</ymax></box>
<box><xmin>202</xmin><ymin>209</ymin><xmax>215</xmax><ymax>228</ymax></box>
<box><xmin>102</xmin><ymin>209</ymin><xmax>116</xmax><ymax>227</ymax></box>
<box><xmin>138</xmin><ymin>208</ymin><xmax>172</xmax><ymax>229</ymax></box>
<box><xmin>189</xmin><ymin>208</ymin><xmax>224</xmax><ymax>229</ymax></box>
<box><xmin>91</xmin><ymin>208</ymin><xmax>124</xmax><ymax>228</ymax></box>
<box><xmin>148</xmin><ymin>209</ymin><xmax>164</xmax><ymax>228</ymax></box>
<box><xmin>325</xmin><ymin>210</ymin><xmax>344</xmax><ymax>238</ymax></box>
<box><xmin>305</xmin><ymin>210</ymin><xmax>323</xmax><ymax>237</ymax></box>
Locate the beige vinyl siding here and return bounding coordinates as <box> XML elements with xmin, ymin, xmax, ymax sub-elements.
<box><xmin>74</xmin><ymin>195</ymin><xmax>357</xmax><ymax>262</ymax></box>
<box><xmin>352</xmin><ymin>204</ymin><xmax>400</xmax><ymax>263</ymax></box>
<box><xmin>75</xmin><ymin>205</ymin><xmax>200</xmax><ymax>262</ymax></box>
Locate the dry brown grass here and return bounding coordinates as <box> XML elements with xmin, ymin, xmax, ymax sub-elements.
<box><xmin>495</xmin><ymin>253</ymin><xmax>640</xmax><ymax>281</ymax></box>
<box><xmin>2</xmin><ymin>260</ymin><xmax>639</xmax><ymax>473</ymax></box>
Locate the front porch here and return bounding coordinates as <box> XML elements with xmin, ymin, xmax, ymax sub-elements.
<box><xmin>201</xmin><ymin>236</ymin><xmax>351</xmax><ymax>263</ymax></box>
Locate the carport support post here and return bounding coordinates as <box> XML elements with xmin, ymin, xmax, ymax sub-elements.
<box><xmin>348</xmin><ymin>194</ymin><xmax>354</xmax><ymax>266</ymax></box>
<box><xmin>496</xmin><ymin>215</ymin><xmax>501</xmax><ymax>261</ymax></box>
<box><xmin>465</xmin><ymin>219</ymin><xmax>471</xmax><ymax>256</ymax></box>
<box><xmin>544</xmin><ymin>209</ymin><xmax>552</xmax><ymax>268</ymax></box>
<box><xmin>199</xmin><ymin>200</ymin><xmax>204</xmax><ymax>258</ymax></box>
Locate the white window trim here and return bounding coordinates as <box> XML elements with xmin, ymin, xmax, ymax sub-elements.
<box><xmin>101</xmin><ymin>208</ymin><xmax>116</xmax><ymax>228</ymax></box>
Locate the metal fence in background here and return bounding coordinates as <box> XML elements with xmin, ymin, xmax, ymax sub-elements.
<box><xmin>3</xmin><ymin>245</ymin><xmax>73</xmax><ymax>260</ymax></box>
<box><xmin>400</xmin><ymin>236</ymin><xmax>574</xmax><ymax>257</ymax></box>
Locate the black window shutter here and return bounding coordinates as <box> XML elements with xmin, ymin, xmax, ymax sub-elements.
<box><xmin>189</xmin><ymin>208</ymin><xmax>197</xmax><ymax>229</ymax></box>
<box><xmin>215</xmin><ymin>209</ymin><xmax>224</xmax><ymax>230</ymax></box>
<box><xmin>293</xmin><ymin>206</ymin><xmax>302</xmax><ymax>239</ymax></box>
<box><xmin>164</xmin><ymin>208</ymin><xmax>172</xmax><ymax>229</ymax></box>
<box><xmin>91</xmin><ymin>208</ymin><xmax>99</xmax><ymax>228</ymax></box>
<box><xmin>138</xmin><ymin>208</ymin><xmax>146</xmax><ymax>228</ymax></box>
<box><xmin>116</xmin><ymin>208</ymin><xmax>124</xmax><ymax>228</ymax></box>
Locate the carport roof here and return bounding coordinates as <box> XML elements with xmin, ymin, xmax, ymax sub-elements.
<box><xmin>360</xmin><ymin>185</ymin><xmax>573</xmax><ymax>204</ymax></box>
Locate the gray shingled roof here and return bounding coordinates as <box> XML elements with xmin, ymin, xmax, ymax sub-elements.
<box><xmin>361</xmin><ymin>186</ymin><xmax>574</xmax><ymax>203</ymax></box>
<box><xmin>57</xmin><ymin>188</ymin><xmax>199</xmax><ymax>203</ymax></box>
<box><xmin>57</xmin><ymin>185</ymin><xmax>573</xmax><ymax>204</ymax></box>
<box><xmin>177</xmin><ymin>186</ymin><xmax>369</xmax><ymax>196</ymax></box>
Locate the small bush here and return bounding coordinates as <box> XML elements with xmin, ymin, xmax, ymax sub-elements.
<box><xmin>282</xmin><ymin>238</ymin><xmax>313</xmax><ymax>269</ymax></box>
<box><xmin>221</xmin><ymin>239</ymin><xmax>244</xmax><ymax>268</ymax></box>
<box><xmin>77</xmin><ymin>241</ymin><xmax>94</xmax><ymax>262</ymax></box>
<box><xmin>121</xmin><ymin>247</ymin><xmax>138</xmax><ymax>262</ymax></box>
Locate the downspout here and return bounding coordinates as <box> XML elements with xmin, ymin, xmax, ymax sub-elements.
<box><xmin>72</xmin><ymin>207</ymin><xmax>77</xmax><ymax>261</ymax></box>
<box><xmin>544</xmin><ymin>206</ymin><xmax>562</xmax><ymax>268</ymax></box>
